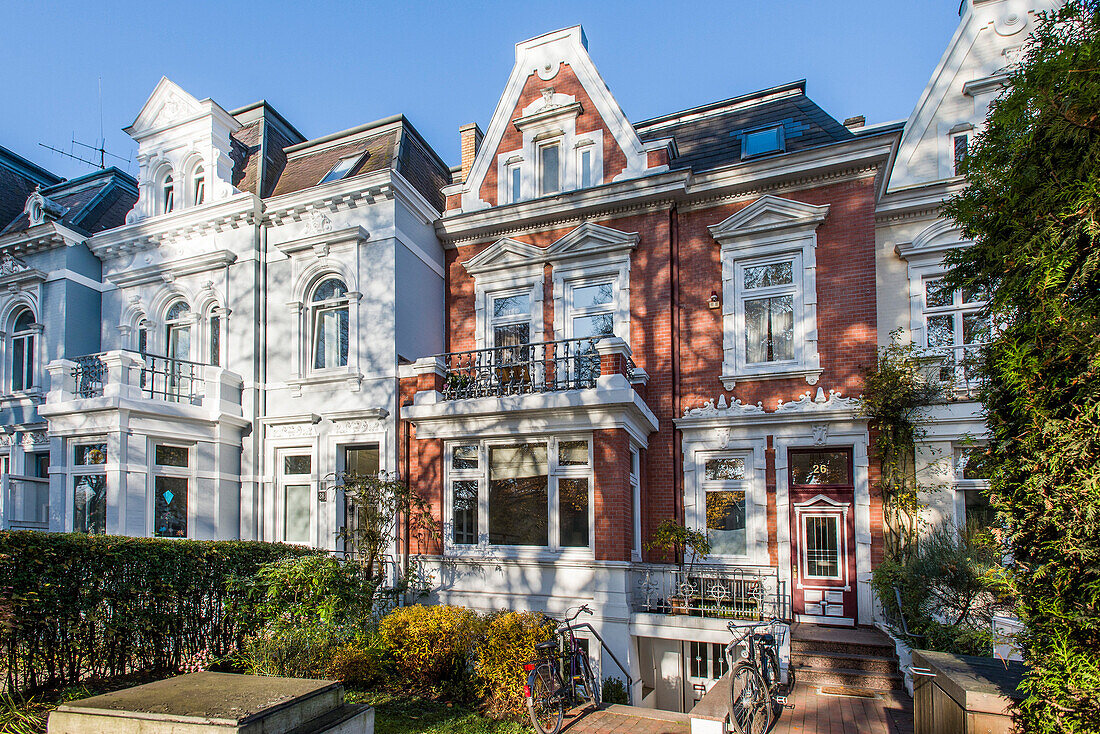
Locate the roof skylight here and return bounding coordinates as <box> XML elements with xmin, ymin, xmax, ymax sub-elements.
<box><xmin>319</xmin><ymin>152</ymin><xmax>367</xmax><ymax>184</ymax></box>
<box><xmin>740</xmin><ymin>126</ymin><xmax>785</xmax><ymax>159</ymax></box>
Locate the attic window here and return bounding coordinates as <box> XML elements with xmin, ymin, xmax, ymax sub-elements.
<box><xmin>740</xmin><ymin>126</ymin><xmax>785</xmax><ymax>159</ymax></box>
<box><xmin>319</xmin><ymin>152</ymin><xmax>367</xmax><ymax>184</ymax></box>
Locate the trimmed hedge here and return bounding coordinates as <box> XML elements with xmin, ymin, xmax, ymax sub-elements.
<box><xmin>0</xmin><ymin>531</ymin><xmax>317</xmax><ymax>694</ymax></box>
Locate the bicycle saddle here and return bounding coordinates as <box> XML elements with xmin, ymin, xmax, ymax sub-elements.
<box><xmin>753</xmin><ymin>633</ymin><xmax>776</xmax><ymax>646</ymax></box>
<box><xmin>535</xmin><ymin>639</ymin><xmax>557</xmax><ymax>650</ymax></box>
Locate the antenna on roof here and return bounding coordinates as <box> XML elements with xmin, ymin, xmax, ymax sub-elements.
<box><xmin>38</xmin><ymin>78</ymin><xmax>132</xmax><ymax>173</ymax></box>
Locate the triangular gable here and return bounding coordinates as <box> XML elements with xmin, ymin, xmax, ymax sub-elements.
<box><xmin>708</xmin><ymin>195</ymin><xmax>829</xmax><ymax>242</ymax></box>
<box><xmin>546</xmin><ymin>221</ymin><xmax>639</xmax><ymax>259</ymax></box>
<box><xmin>124</xmin><ymin>77</ymin><xmax>239</xmax><ymax>141</ymax></box>
<box><xmin>462</xmin><ymin>237</ymin><xmax>547</xmax><ymax>276</ymax></box>
<box><xmin>461</xmin><ymin>26</ymin><xmax>653</xmax><ymax>211</ymax></box>
<box><xmin>887</xmin><ymin>0</ymin><xmax>1060</xmax><ymax>192</ymax></box>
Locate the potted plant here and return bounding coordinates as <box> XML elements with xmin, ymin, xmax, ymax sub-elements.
<box><xmin>646</xmin><ymin>520</ymin><xmax>711</xmax><ymax>614</ymax></box>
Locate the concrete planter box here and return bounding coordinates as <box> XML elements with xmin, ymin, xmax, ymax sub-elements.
<box><xmin>912</xmin><ymin>650</ymin><xmax>1024</xmax><ymax>734</ymax></box>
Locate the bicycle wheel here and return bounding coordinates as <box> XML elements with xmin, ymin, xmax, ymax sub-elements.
<box><xmin>727</xmin><ymin>661</ymin><xmax>772</xmax><ymax>734</ymax></box>
<box><xmin>527</xmin><ymin>666</ymin><xmax>563</xmax><ymax>734</ymax></box>
<box><xmin>579</xmin><ymin>652</ymin><xmax>601</xmax><ymax>707</ymax></box>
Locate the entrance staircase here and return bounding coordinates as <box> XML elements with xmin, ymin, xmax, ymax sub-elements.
<box><xmin>790</xmin><ymin>623</ymin><xmax>904</xmax><ymax>693</ymax></box>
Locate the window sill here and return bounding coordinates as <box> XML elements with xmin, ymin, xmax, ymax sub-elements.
<box><xmin>720</xmin><ymin>366</ymin><xmax>822</xmax><ymax>390</ymax></box>
<box><xmin>0</xmin><ymin>389</ymin><xmax>44</xmax><ymax>404</ymax></box>
<box><xmin>286</xmin><ymin>370</ymin><xmax>363</xmax><ymax>396</ymax></box>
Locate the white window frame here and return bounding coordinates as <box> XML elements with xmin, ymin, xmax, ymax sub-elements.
<box><xmin>277</xmin><ymin>448</ymin><xmax>316</xmax><ymax>546</ymax></box>
<box><xmin>309</xmin><ymin>278</ymin><xmax>351</xmax><ymax>373</ymax></box>
<box><xmin>487</xmin><ymin>288</ymin><xmax>534</xmax><ymax>350</ymax></box>
<box><xmin>538</xmin><ymin>139</ymin><xmax>563</xmax><ymax>196</ymax></box>
<box><xmin>71</xmin><ymin>439</ymin><xmax>107</xmax><ymax>534</ymax></box>
<box><xmin>695</xmin><ymin>451</ymin><xmax>758</xmax><ymax>562</ymax></box>
<box><xmin>710</xmin><ymin>196</ymin><xmax>827</xmax><ymax>389</ymax></box>
<box><xmin>149</xmin><ymin>441</ymin><xmax>193</xmax><ymax>539</ymax></box>
<box><xmin>474</xmin><ymin>274</ymin><xmax>543</xmax><ymax>352</ymax></box>
<box><xmin>442</xmin><ymin>435</ymin><xmax>595</xmax><ymax>558</ymax></box>
<box><xmin>734</xmin><ymin>254</ymin><xmax>803</xmax><ymax>370</ymax></box>
<box><xmin>9</xmin><ymin>308</ymin><xmax>40</xmax><ymax>393</ymax></box>
<box><xmin>921</xmin><ymin>274</ymin><xmax>990</xmax><ymax>383</ymax></box>
<box><xmin>576</xmin><ymin>141</ymin><xmax>595</xmax><ymax>189</ymax></box>
<box><xmin>799</xmin><ymin>511</ymin><xmax>845</xmax><ymax>581</ymax></box>
<box><xmin>952</xmin><ymin>443</ymin><xmax>992</xmax><ymax>529</ymax></box>
<box><xmin>494</xmin><ymin>90</ymin><xmax>603</xmax><ymax>205</ymax></box>
<box><xmin>505</xmin><ymin>158</ymin><xmax>523</xmax><ymax>204</ymax></box>
<box><xmin>164</xmin><ymin>299</ymin><xmax>193</xmax><ymax>362</ymax></box>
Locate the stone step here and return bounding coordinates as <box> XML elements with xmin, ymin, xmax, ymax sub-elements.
<box><xmin>284</xmin><ymin>703</ymin><xmax>374</xmax><ymax>734</ymax></box>
<box><xmin>791</xmin><ymin>636</ymin><xmax>895</xmax><ymax>658</ymax></box>
<box><xmin>791</xmin><ymin>650</ymin><xmax>899</xmax><ymax>676</ymax></box>
<box><xmin>795</xmin><ymin>664</ymin><xmax>905</xmax><ymax>692</ymax></box>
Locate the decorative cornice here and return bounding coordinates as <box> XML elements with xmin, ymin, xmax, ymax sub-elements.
<box><xmin>0</xmin><ymin>222</ymin><xmax>86</xmax><ymax>256</ymax></box>
<box><xmin>90</xmin><ymin>194</ymin><xmax>260</xmax><ymax>257</ymax></box>
<box><xmin>106</xmin><ymin>249</ymin><xmax>238</xmax><ymax>288</ymax></box>
<box><xmin>273</xmin><ymin>225</ymin><xmax>370</xmax><ymax>259</ymax></box>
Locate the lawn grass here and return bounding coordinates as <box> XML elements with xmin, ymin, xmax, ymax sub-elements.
<box><xmin>346</xmin><ymin>690</ymin><xmax>532</xmax><ymax>734</ymax></box>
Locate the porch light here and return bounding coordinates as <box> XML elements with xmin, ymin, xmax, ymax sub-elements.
<box><xmin>709</xmin><ymin>292</ymin><xmax>720</xmax><ymax>309</ymax></box>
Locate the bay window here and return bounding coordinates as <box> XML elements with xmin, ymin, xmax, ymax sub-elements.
<box><xmin>446</xmin><ymin>436</ymin><xmax>593</xmax><ymax>553</ymax></box>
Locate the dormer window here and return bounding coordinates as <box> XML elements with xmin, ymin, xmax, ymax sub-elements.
<box><xmin>193</xmin><ymin>166</ymin><xmax>205</xmax><ymax>205</ymax></box>
<box><xmin>319</xmin><ymin>152</ymin><xmax>367</xmax><ymax>184</ymax></box>
<box><xmin>162</xmin><ymin>175</ymin><xmax>175</xmax><ymax>213</ymax></box>
<box><xmin>539</xmin><ymin>142</ymin><xmax>561</xmax><ymax>195</ymax></box>
<box><xmin>740</xmin><ymin>126</ymin><xmax>785</xmax><ymax>159</ymax></box>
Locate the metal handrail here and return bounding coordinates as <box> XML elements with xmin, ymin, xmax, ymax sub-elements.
<box><xmin>439</xmin><ymin>336</ymin><xmax>634</xmax><ymax>400</ymax></box>
<box><xmin>569</xmin><ymin>621</ymin><xmax>634</xmax><ymax>706</ymax></box>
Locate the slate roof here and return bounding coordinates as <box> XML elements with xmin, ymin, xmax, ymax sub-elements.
<box><xmin>0</xmin><ymin>146</ymin><xmax>63</xmax><ymax>234</ymax></box>
<box><xmin>269</xmin><ymin>115</ymin><xmax>449</xmax><ymax>212</ymax></box>
<box><xmin>634</xmin><ymin>80</ymin><xmax>855</xmax><ymax>174</ymax></box>
<box><xmin>0</xmin><ymin>167</ymin><xmax>138</xmax><ymax>236</ymax></box>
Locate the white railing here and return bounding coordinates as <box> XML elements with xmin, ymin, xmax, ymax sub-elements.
<box><xmin>1</xmin><ymin>474</ymin><xmax>49</xmax><ymax>530</ymax></box>
<box><xmin>633</xmin><ymin>564</ymin><xmax>789</xmax><ymax>621</ymax></box>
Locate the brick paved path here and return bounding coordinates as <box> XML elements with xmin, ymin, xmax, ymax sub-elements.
<box><xmin>560</xmin><ymin>685</ymin><xmax>914</xmax><ymax>734</ymax></box>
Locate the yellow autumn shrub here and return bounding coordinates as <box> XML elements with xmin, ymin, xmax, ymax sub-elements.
<box><xmin>377</xmin><ymin>604</ymin><xmax>482</xmax><ymax>691</ymax></box>
<box><xmin>474</xmin><ymin>610</ymin><xmax>556</xmax><ymax>719</ymax></box>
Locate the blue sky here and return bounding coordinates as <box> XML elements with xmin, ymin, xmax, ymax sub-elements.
<box><xmin>2</xmin><ymin>1</ymin><xmax>960</xmax><ymax>181</ymax></box>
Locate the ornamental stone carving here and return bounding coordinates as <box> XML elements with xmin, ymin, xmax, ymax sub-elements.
<box><xmin>682</xmin><ymin>394</ymin><xmax>765</xmax><ymax>418</ymax></box>
<box><xmin>266</xmin><ymin>423</ymin><xmax>316</xmax><ymax>438</ymax></box>
<box><xmin>774</xmin><ymin>387</ymin><xmax>860</xmax><ymax>413</ymax></box>
<box><xmin>304</xmin><ymin>211</ymin><xmax>334</xmax><ymax>236</ymax></box>
<box><xmin>20</xmin><ymin>431</ymin><xmax>48</xmax><ymax>447</ymax></box>
<box><xmin>0</xmin><ymin>254</ymin><xmax>30</xmax><ymax>276</ymax></box>
<box><xmin>331</xmin><ymin>418</ymin><xmax>385</xmax><ymax>435</ymax></box>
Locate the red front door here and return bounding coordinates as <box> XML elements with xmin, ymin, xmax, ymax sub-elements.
<box><xmin>789</xmin><ymin>448</ymin><xmax>857</xmax><ymax>626</ymax></box>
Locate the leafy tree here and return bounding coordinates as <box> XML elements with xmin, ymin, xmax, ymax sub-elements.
<box><xmin>942</xmin><ymin>3</ymin><xmax>1100</xmax><ymax>730</ymax></box>
<box><xmin>860</xmin><ymin>333</ymin><xmax>944</xmax><ymax>561</ymax></box>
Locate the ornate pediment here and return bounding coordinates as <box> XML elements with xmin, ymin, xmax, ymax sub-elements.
<box><xmin>462</xmin><ymin>237</ymin><xmax>546</xmax><ymax>276</ymax></box>
<box><xmin>126</xmin><ymin>77</ymin><xmax>203</xmax><ymax>136</ymax></box>
<box><xmin>545</xmin><ymin>221</ymin><xmax>639</xmax><ymax>260</ymax></box>
<box><xmin>709</xmin><ymin>195</ymin><xmax>830</xmax><ymax>244</ymax></box>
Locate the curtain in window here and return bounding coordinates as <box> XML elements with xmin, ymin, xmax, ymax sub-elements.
<box><xmin>745</xmin><ymin>296</ymin><xmax>793</xmax><ymax>363</ymax></box>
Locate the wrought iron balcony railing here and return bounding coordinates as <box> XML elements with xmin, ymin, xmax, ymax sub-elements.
<box><xmin>71</xmin><ymin>351</ymin><xmax>205</xmax><ymax>404</ymax></box>
<box><xmin>439</xmin><ymin>337</ymin><xmax>632</xmax><ymax>401</ymax></box>
<box><xmin>633</xmin><ymin>564</ymin><xmax>789</xmax><ymax>621</ymax></box>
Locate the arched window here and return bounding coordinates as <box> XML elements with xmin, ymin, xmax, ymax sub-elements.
<box><xmin>162</xmin><ymin>174</ymin><xmax>175</xmax><ymax>214</ymax></box>
<box><xmin>165</xmin><ymin>300</ymin><xmax>191</xmax><ymax>362</ymax></box>
<box><xmin>311</xmin><ymin>278</ymin><xmax>349</xmax><ymax>370</ymax></box>
<box><xmin>208</xmin><ymin>307</ymin><xmax>221</xmax><ymax>367</ymax></box>
<box><xmin>192</xmin><ymin>166</ymin><xmax>205</xmax><ymax>206</ymax></box>
<box><xmin>137</xmin><ymin>318</ymin><xmax>149</xmax><ymax>354</ymax></box>
<box><xmin>10</xmin><ymin>308</ymin><xmax>35</xmax><ymax>391</ymax></box>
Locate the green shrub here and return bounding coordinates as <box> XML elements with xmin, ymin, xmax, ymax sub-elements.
<box><xmin>0</xmin><ymin>531</ymin><xmax>316</xmax><ymax>695</ymax></box>
<box><xmin>326</xmin><ymin>632</ymin><xmax>391</xmax><ymax>687</ymax></box>
<box><xmin>873</xmin><ymin>523</ymin><xmax>1008</xmax><ymax>656</ymax></box>
<box><xmin>473</xmin><ymin>611</ymin><xmax>554</xmax><ymax>718</ymax></box>
<box><xmin>378</xmin><ymin>604</ymin><xmax>483</xmax><ymax>695</ymax></box>
<box><xmin>239</xmin><ymin>625</ymin><xmax>347</xmax><ymax>679</ymax></box>
<box><xmin>602</xmin><ymin>676</ymin><xmax>628</xmax><ymax>705</ymax></box>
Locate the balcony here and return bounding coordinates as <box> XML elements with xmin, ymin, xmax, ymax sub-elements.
<box><xmin>0</xmin><ymin>474</ymin><xmax>48</xmax><ymax>531</ymax></box>
<box><xmin>633</xmin><ymin>564</ymin><xmax>789</xmax><ymax>621</ymax></box>
<box><xmin>436</xmin><ymin>337</ymin><xmax>634</xmax><ymax>401</ymax></box>
<box><xmin>42</xmin><ymin>351</ymin><xmax>243</xmax><ymax>420</ymax></box>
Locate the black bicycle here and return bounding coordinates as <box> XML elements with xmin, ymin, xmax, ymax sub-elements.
<box><xmin>725</xmin><ymin>618</ymin><xmax>795</xmax><ymax>734</ymax></box>
<box><xmin>523</xmin><ymin>604</ymin><xmax>601</xmax><ymax>734</ymax></box>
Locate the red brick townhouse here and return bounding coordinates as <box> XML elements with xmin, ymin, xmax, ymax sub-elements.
<box><xmin>399</xmin><ymin>27</ymin><xmax>900</xmax><ymax>712</ymax></box>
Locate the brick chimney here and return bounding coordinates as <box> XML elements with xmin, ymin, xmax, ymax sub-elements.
<box><xmin>843</xmin><ymin>115</ymin><xmax>866</xmax><ymax>131</ymax></box>
<box><xmin>459</xmin><ymin>123</ymin><xmax>484</xmax><ymax>184</ymax></box>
